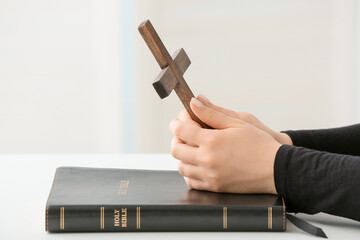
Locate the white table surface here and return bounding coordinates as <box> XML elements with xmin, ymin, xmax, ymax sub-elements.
<box><xmin>0</xmin><ymin>154</ymin><xmax>359</xmax><ymax>239</ymax></box>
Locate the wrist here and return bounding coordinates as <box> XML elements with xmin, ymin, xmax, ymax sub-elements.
<box><xmin>261</xmin><ymin>142</ymin><xmax>281</xmax><ymax>195</ymax></box>
<box><xmin>280</xmin><ymin>132</ymin><xmax>293</xmax><ymax>145</ymax></box>
<box><xmin>275</xmin><ymin>132</ymin><xmax>293</xmax><ymax>145</ymax></box>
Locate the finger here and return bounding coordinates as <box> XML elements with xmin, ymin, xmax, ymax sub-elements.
<box><xmin>183</xmin><ymin>177</ymin><xmax>208</xmax><ymax>191</ymax></box>
<box><xmin>197</xmin><ymin>94</ymin><xmax>238</xmax><ymax>119</ymax></box>
<box><xmin>171</xmin><ymin>137</ymin><xmax>200</xmax><ymax>165</ymax></box>
<box><xmin>169</xmin><ymin>118</ymin><xmax>203</xmax><ymax>145</ymax></box>
<box><xmin>177</xmin><ymin>161</ymin><xmax>203</xmax><ymax>180</ymax></box>
<box><xmin>174</xmin><ymin>133</ymin><xmax>198</xmax><ymax>147</ymax></box>
<box><xmin>174</xmin><ymin>134</ymin><xmax>197</xmax><ymax>147</ymax></box>
<box><xmin>178</xmin><ymin>109</ymin><xmax>202</xmax><ymax>127</ymax></box>
<box><xmin>190</xmin><ymin>97</ymin><xmax>242</xmax><ymax>129</ymax></box>
<box><xmin>174</xmin><ymin>136</ymin><xmax>184</xmax><ymax>144</ymax></box>
<box><xmin>178</xmin><ymin>109</ymin><xmax>191</xmax><ymax>121</ymax></box>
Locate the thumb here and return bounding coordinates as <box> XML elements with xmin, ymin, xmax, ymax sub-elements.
<box><xmin>197</xmin><ymin>94</ymin><xmax>238</xmax><ymax>119</ymax></box>
<box><xmin>190</xmin><ymin>97</ymin><xmax>241</xmax><ymax>129</ymax></box>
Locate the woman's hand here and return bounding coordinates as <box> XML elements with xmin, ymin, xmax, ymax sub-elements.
<box><xmin>193</xmin><ymin>94</ymin><xmax>293</xmax><ymax>145</ymax></box>
<box><xmin>169</xmin><ymin>96</ymin><xmax>282</xmax><ymax>194</ymax></box>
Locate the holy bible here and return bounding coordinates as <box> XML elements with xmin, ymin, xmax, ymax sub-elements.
<box><xmin>46</xmin><ymin>167</ymin><xmax>286</xmax><ymax>232</ymax></box>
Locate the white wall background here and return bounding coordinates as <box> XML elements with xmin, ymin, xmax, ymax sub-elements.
<box><xmin>0</xmin><ymin>0</ymin><xmax>122</xmax><ymax>153</ymax></box>
<box><xmin>0</xmin><ymin>0</ymin><xmax>358</xmax><ymax>154</ymax></box>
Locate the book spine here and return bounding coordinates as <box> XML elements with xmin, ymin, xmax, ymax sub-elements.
<box><xmin>47</xmin><ymin>205</ymin><xmax>285</xmax><ymax>232</ymax></box>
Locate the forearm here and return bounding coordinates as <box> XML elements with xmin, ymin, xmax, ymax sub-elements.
<box><xmin>274</xmin><ymin>145</ymin><xmax>360</xmax><ymax>222</ymax></box>
<box><xmin>282</xmin><ymin>123</ymin><xmax>360</xmax><ymax>156</ymax></box>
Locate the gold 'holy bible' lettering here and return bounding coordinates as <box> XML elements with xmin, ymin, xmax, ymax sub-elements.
<box><xmin>114</xmin><ymin>208</ymin><xmax>127</xmax><ymax>227</ymax></box>
<box><xmin>114</xmin><ymin>209</ymin><xmax>120</xmax><ymax>227</ymax></box>
<box><xmin>121</xmin><ymin>208</ymin><xmax>127</xmax><ymax>227</ymax></box>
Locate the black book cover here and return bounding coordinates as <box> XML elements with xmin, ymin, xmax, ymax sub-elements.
<box><xmin>46</xmin><ymin>167</ymin><xmax>286</xmax><ymax>232</ymax></box>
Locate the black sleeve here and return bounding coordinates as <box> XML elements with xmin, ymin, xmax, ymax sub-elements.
<box><xmin>282</xmin><ymin>124</ymin><xmax>360</xmax><ymax>156</ymax></box>
<box><xmin>274</xmin><ymin>145</ymin><xmax>360</xmax><ymax>222</ymax></box>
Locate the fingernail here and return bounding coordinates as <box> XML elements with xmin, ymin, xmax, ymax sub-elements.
<box><xmin>191</xmin><ymin>97</ymin><xmax>204</xmax><ymax>108</ymax></box>
<box><xmin>198</xmin><ymin>93</ymin><xmax>210</xmax><ymax>103</ymax></box>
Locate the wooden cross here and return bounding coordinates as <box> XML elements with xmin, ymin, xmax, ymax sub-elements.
<box><xmin>138</xmin><ymin>20</ymin><xmax>211</xmax><ymax>129</ymax></box>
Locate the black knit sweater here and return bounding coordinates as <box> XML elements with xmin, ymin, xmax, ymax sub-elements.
<box><xmin>274</xmin><ymin>124</ymin><xmax>360</xmax><ymax>222</ymax></box>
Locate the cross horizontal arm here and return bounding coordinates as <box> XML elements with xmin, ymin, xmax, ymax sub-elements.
<box><xmin>153</xmin><ymin>48</ymin><xmax>191</xmax><ymax>99</ymax></box>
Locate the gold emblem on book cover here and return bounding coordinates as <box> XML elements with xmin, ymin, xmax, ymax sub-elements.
<box><xmin>118</xmin><ymin>180</ymin><xmax>129</xmax><ymax>195</ymax></box>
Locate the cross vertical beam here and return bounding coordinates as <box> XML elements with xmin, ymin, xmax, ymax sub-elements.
<box><xmin>138</xmin><ymin>20</ymin><xmax>211</xmax><ymax>129</ymax></box>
